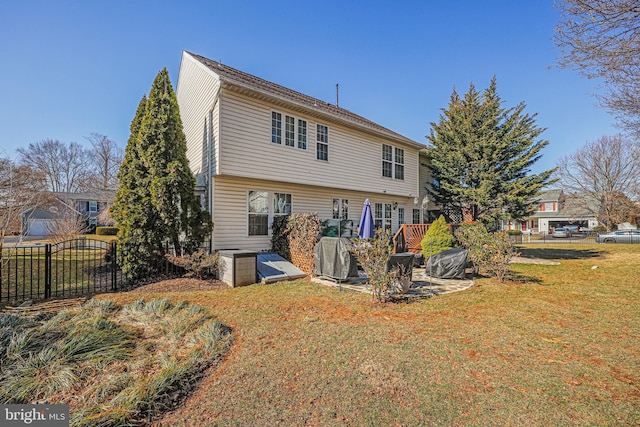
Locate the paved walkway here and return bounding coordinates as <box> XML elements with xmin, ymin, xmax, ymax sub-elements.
<box><xmin>311</xmin><ymin>267</ymin><xmax>475</xmax><ymax>298</ymax></box>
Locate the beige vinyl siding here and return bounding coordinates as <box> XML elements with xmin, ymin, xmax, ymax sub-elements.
<box><xmin>218</xmin><ymin>91</ymin><xmax>419</xmax><ymax>198</ymax></box>
<box><xmin>211</xmin><ymin>175</ymin><xmax>416</xmax><ymax>251</ymax></box>
<box><xmin>176</xmin><ymin>53</ymin><xmax>220</xmax><ymax>175</ymax></box>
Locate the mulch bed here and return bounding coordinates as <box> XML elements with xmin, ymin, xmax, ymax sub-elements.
<box><xmin>128</xmin><ymin>277</ymin><xmax>230</xmax><ymax>294</ymax></box>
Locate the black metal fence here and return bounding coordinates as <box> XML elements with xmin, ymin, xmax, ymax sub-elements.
<box><xmin>519</xmin><ymin>232</ymin><xmax>604</xmax><ymax>244</ymax></box>
<box><xmin>0</xmin><ymin>238</ymin><xmax>181</xmax><ymax>305</ymax></box>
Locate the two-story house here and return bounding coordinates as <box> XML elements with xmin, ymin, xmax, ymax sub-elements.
<box><xmin>176</xmin><ymin>51</ymin><xmax>427</xmax><ymax>251</ymax></box>
<box><xmin>504</xmin><ymin>189</ymin><xmax>599</xmax><ymax>233</ymax></box>
<box><xmin>20</xmin><ymin>190</ymin><xmax>116</xmax><ymax>236</ymax></box>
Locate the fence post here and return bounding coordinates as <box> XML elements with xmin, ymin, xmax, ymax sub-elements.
<box><xmin>44</xmin><ymin>244</ymin><xmax>51</xmax><ymax>299</ymax></box>
<box><xmin>111</xmin><ymin>241</ymin><xmax>117</xmax><ymax>291</ymax></box>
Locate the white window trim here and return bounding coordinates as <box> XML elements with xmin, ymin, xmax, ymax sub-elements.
<box><xmin>271</xmin><ymin>111</ymin><xmax>307</xmax><ymax>151</ymax></box>
<box><xmin>332</xmin><ymin>198</ymin><xmax>349</xmax><ymax>220</ymax></box>
<box><xmin>316</xmin><ymin>123</ymin><xmax>329</xmax><ymax>161</ymax></box>
<box><xmin>247</xmin><ymin>190</ymin><xmax>293</xmax><ymax>237</ymax></box>
<box><xmin>381</xmin><ymin>144</ymin><xmax>404</xmax><ymax>180</ymax></box>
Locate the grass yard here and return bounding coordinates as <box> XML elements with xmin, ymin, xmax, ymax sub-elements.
<box><xmin>92</xmin><ymin>243</ymin><xmax>636</xmax><ymax>425</ymax></box>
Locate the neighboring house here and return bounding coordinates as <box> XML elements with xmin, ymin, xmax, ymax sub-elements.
<box><xmin>176</xmin><ymin>51</ymin><xmax>427</xmax><ymax>251</ymax></box>
<box><xmin>503</xmin><ymin>189</ymin><xmax>599</xmax><ymax>233</ymax></box>
<box><xmin>20</xmin><ymin>190</ymin><xmax>116</xmax><ymax>236</ymax></box>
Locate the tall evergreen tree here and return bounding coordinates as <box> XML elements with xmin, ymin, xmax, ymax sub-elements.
<box><xmin>427</xmin><ymin>77</ymin><xmax>554</xmax><ymax>229</ymax></box>
<box><xmin>112</xmin><ymin>70</ymin><xmax>212</xmax><ymax>280</ymax></box>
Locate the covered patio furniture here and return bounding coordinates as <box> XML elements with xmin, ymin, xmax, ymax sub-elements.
<box><xmin>314</xmin><ymin>237</ymin><xmax>359</xmax><ymax>281</ymax></box>
<box><xmin>425</xmin><ymin>248</ymin><xmax>468</xmax><ymax>279</ymax></box>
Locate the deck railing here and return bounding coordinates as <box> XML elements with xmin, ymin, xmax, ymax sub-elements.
<box><xmin>392</xmin><ymin>224</ymin><xmax>431</xmax><ymax>254</ymax></box>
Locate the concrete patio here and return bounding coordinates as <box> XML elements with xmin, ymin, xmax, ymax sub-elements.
<box><xmin>311</xmin><ymin>267</ymin><xmax>475</xmax><ymax>298</ymax></box>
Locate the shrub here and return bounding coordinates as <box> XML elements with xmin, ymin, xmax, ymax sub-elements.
<box><xmin>351</xmin><ymin>229</ymin><xmax>396</xmax><ymax>303</ymax></box>
<box><xmin>271</xmin><ymin>213</ymin><xmax>321</xmax><ymax>275</ymax></box>
<box><xmin>506</xmin><ymin>230</ymin><xmax>522</xmax><ymax>235</ymax></box>
<box><xmin>96</xmin><ymin>226</ymin><xmax>118</xmax><ymax>236</ymax></box>
<box><xmin>455</xmin><ymin>222</ymin><xmax>491</xmax><ymax>275</ymax></box>
<box><xmin>165</xmin><ymin>249</ymin><xmax>219</xmax><ymax>279</ymax></box>
<box><xmin>592</xmin><ymin>224</ymin><xmax>607</xmax><ymax>232</ymax></box>
<box><xmin>483</xmin><ymin>231</ymin><xmax>518</xmax><ymax>283</ymax></box>
<box><xmin>421</xmin><ymin>215</ymin><xmax>455</xmax><ymax>258</ymax></box>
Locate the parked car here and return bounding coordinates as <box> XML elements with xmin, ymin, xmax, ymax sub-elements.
<box><xmin>552</xmin><ymin>227</ymin><xmax>571</xmax><ymax>238</ymax></box>
<box><xmin>595</xmin><ymin>230</ymin><xmax>640</xmax><ymax>244</ymax></box>
<box><xmin>564</xmin><ymin>224</ymin><xmax>580</xmax><ymax>233</ymax></box>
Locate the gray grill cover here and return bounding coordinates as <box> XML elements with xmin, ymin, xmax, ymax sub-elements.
<box><xmin>425</xmin><ymin>248</ymin><xmax>468</xmax><ymax>279</ymax></box>
<box><xmin>314</xmin><ymin>237</ymin><xmax>359</xmax><ymax>280</ymax></box>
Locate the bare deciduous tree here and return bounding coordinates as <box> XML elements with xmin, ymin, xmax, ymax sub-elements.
<box><xmin>17</xmin><ymin>139</ymin><xmax>90</xmax><ymax>193</ymax></box>
<box><xmin>0</xmin><ymin>155</ymin><xmax>47</xmax><ymax>267</ymax></box>
<box><xmin>554</xmin><ymin>0</ymin><xmax>640</xmax><ymax>136</ymax></box>
<box><xmin>555</xmin><ymin>134</ymin><xmax>640</xmax><ymax>230</ymax></box>
<box><xmin>85</xmin><ymin>133</ymin><xmax>123</xmax><ymax>190</ymax></box>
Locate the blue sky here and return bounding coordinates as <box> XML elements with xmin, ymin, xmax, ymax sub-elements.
<box><xmin>0</xmin><ymin>0</ymin><xmax>617</xmax><ymax>174</ymax></box>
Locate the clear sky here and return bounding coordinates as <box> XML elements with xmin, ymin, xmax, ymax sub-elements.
<box><xmin>0</xmin><ymin>0</ymin><xmax>618</xmax><ymax>174</ymax></box>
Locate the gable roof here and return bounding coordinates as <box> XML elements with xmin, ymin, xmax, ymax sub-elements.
<box><xmin>184</xmin><ymin>51</ymin><xmax>425</xmax><ymax>150</ymax></box>
<box><xmin>534</xmin><ymin>189</ymin><xmax>563</xmax><ymax>202</ymax></box>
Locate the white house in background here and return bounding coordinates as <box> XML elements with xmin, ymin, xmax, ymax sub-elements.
<box><xmin>176</xmin><ymin>51</ymin><xmax>427</xmax><ymax>251</ymax></box>
<box><xmin>503</xmin><ymin>189</ymin><xmax>599</xmax><ymax>233</ymax></box>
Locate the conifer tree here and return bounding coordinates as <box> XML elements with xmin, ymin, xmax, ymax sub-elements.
<box><xmin>420</xmin><ymin>215</ymin><xmax>455</xmax><ymax>258</ymax></box>
<box><xmin>112</xmin><ymin>70</ymin><xmax>212</xmax><ymax>280</ymax></box>
<box><xmin>427</xmin><ymin>77</ymin><xmax>554</xmax><ymax>230</ymax></box>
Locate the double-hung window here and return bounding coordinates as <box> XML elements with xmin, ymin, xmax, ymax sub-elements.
<box><xmin>248</xmin><ymin>191</ymin><xmax>292</xmax><ymax>236</ymax></box>
<box><xmin>394</xmin><ymin>147</ymin><xmax>404</xmax><ymax>180</ymax></box>
<box><xmin>271</xmin><ymin>112</ymin><xmax>282</xmax><ymax>144</ymax></box>
<box><xmin>272</xmin><ymin>111</ymin><xmax>307</xmax><ymax>150</ymax></box>
<box><xmin>297</xmin><ymin>119</ymin><xmax>307</xmax><ymax>149</ymax></box>
<box><xmin>248</xmin><ymin>191</ymin><xmax>269</xmax><ymax>236</ymax></box>
<box><xmin>382</xmin><ymin>145</ymin><xmax>393</xmax><ymax>178</ymax></box>
<box><xmin>382</xmin><ymin>144</ymin><xmax>404</xmax><ymax>180</ymax></box>
<box><xmin>374</xmin><ymin>202</ymin><xmax>392</xmax><ymax>231</ymax></box>
<box><xmin>274</xmin><ymin>193</ymin><xmax>292</xmax><ymax>216</ymax></box>
<box><xmin>332</xmin><ymin>198</ymin><xmax>349</xmax><ymax>220</ymax></box>
<box><xmin>88</xmin><ymin>201</ymin><xmax>97</xmax><ymax>213</ymax></box>
<box><xmin>316</xmin><ymin>124</ymin><xmax>328</xmax><ymax>161</ymax></box>
<box><xmin>285</xmin><ymin>116</ymin><xmax>296</xmax><ymax>147</ymax></box>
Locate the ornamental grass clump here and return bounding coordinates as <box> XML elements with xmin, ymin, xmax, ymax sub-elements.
<box><xmin>0</xmin><ymin>298</ymin><xmax>232</xmax><ymax>426</ymax></box>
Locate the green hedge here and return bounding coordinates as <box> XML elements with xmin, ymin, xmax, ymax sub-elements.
<box><xmin>96</xmin><ymin>226</ymin><xmax>119</xmax><ymax>236</ymax></box>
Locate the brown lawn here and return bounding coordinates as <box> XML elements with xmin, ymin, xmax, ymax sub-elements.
<box><xmin>99</xmin><ymin>244</ymin><xmax>640</xmax><ymax>426</ymax></box>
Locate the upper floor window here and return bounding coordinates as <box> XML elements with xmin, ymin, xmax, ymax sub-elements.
<box><xmin>317</xmin><ymin>124</ymin><xmax>328</xmax><ymax>161</ymax></box>
<box><xmin>382</xmin><ymin>145</ymin><xmax>393</xmax><ymax>177</ymax></box>
<box><xmin>395</xmin><ymin>147</ymin><xmax>404</xmax><ymax>180</ymax></box>
<box><xmin>285</xmin><ymin>116</ymin><xmax>295</xmax><ymax>147</ymax></box>
<box><xmin>272</xmin><ymin>111</ymin><xmax>307</xmax><ymax>150</ymax></box>
<box><xmin>539</xmin><ymin>202</ymin><xmax>556</xmax><ymax>212</ymax></box>
<box><xmin>271</xmin><ymin>112</ymin><xmax>282</xmax><ymax>144</ymax></box>
<box><xmin>382</xmin><ymin>144</ymin><xmax>404</xmax><ymax>180</ymax></box>
<box><xmin>298</xmin><ymin>119</ymin><xmax>307</xmax><ymax>149</ymax></box>
<box><xmin>88</xmin><ymin>201</ymin><xmax>97</xmax><ymax>213</ymax></box>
